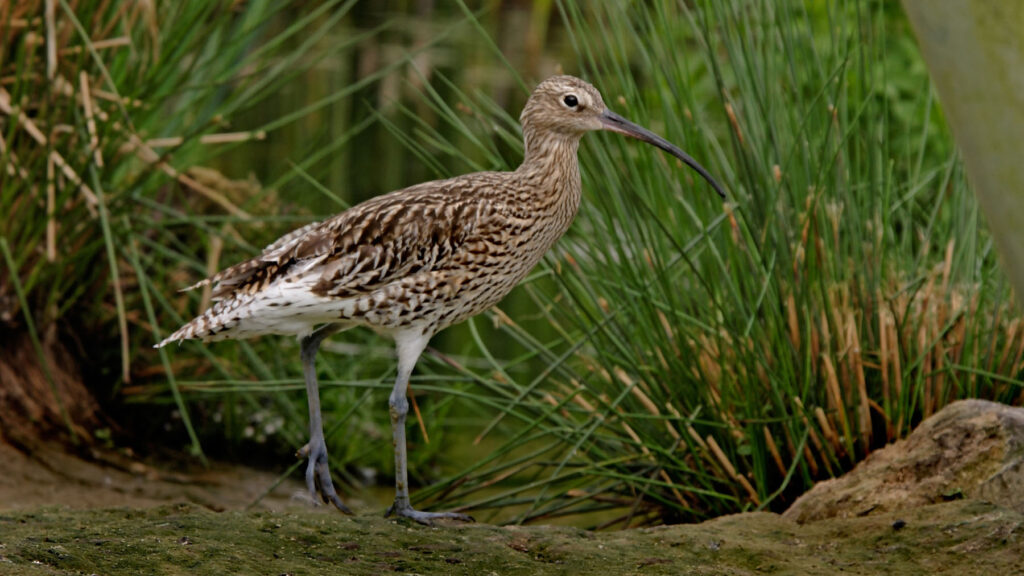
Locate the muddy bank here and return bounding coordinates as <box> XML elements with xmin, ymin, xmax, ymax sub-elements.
<box><xmin>3</xmin><ymin>400</ymin><xmax>1024</xmax><ymax>574</ymax></box>
<box><xmin>2</xmin><ymin>498</ymin><xmax>1022</xmax><ymax>575</ymax></box>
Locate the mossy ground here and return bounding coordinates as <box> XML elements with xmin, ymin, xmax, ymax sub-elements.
<box><xmin>1</xmin><ymin>442</ymin><xmax>1022</xmax><ymax>575</ymax></box>
<box><xmin>2</xmin><ymin>499</ymin><xmax>1022</xmax><ymax>575</ymax></box>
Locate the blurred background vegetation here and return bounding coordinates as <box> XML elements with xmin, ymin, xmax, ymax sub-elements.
<box><xmin>1</xmin><ymin>0</ymin><xmax>1020</xmax><ymax>528</ymax></box>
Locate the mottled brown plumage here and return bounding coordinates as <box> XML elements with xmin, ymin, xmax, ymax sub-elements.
<box><xmin>157</xmin><ymin>75</ymin><xmax>724</xmax><ymax>524</ymax></box>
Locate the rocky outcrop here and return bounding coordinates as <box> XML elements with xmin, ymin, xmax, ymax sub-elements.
<box><xmin>784</xmin><ymin>399</ymin><xmax>1024</xmax><ymax>523</ymax></box>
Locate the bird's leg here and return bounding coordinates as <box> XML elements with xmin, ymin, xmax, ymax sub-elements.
<box><xmin>384</xmin><ymin>334</ymin><xmax>473</xmax><ymax>525</ymax></box>
<box><xmin>298</xmin><ymin>323</ymin><xmax>352</xmax><ymax>514</ymax></box>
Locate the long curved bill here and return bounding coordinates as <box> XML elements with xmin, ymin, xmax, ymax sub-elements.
<box><xmin>600</xmin><ymin>109</ymin><xmax>726</xmax><ymax>199</ymax></box>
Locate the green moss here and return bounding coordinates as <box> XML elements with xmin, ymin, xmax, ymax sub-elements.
<box><xmin>1</xmin><ymin>499</ymin><xmax>1022</xmax><ymax>575</ymax></box>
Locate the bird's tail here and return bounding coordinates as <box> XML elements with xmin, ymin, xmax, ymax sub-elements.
<box><xmin>155</xmin><ymin>322</ymin><xmax>200</xmax><ymax>348</ymax></box>
<box><xmin>155</xmin><ymin>316</ymin><xmax>208</xmax><ymax>348</ymax></box>
<box><xmin>154</xmin><ymin>297</ymin><xmax>247</xmax><ymax>348</ymax></box>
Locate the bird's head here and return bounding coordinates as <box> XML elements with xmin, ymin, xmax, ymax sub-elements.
<box><xmin>520</xmin><ymin>75</ymin><xmax>610</xmax><ymax>135</ymax></box>
<box><xmin>520</xmin><ymin>75</ymin><xmax>726</xmax><ymax>199</ymax></box>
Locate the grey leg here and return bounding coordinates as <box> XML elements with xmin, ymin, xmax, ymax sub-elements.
<box><xmin>299</xmin><ymin>323</ymin><xmax>352</xmax><ymax>514</ymax></box>
<box><xmin>384</xmin><ymin>333</ymin><xmax>473</xmax><ymax>525</ymax></box>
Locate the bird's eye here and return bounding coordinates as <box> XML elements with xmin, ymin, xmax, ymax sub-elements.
<box><xmin>563</xmin><ymin>94</ymin><xmax>579</xmax><ymax>108</ymax></box>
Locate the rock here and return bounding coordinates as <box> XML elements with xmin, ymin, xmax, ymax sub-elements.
<box><xmin>784</xmin><ymin>399</ymin><xmax>1024</xmax><ymax>523</ymax></box>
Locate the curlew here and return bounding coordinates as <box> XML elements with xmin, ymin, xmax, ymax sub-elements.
<box><xmin>157</xmin><ymin>75</ymin><xmax>725</xmax><ymax>524</ymax></box>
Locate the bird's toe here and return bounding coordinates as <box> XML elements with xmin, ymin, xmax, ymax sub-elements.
<box><xmin>299</xmin><ymin>439</ymin><xmax>352</xmax><ymax>514</ymax></box>
<box><xmin>385</xmin><ymin>503</ymin><xmax>474</xmax><ymax>525</ymax></box>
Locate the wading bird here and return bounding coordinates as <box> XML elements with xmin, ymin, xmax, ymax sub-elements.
<box><xmin>158</xmin><ymin>75</ymin><xmax>725</xmax><ymax>524</ymax></box>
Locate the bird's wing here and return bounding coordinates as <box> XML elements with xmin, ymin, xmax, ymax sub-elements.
<box><xmin>188</xmin><ymin>178</ymin><xmax>491</xmax><ymax>301</ymax></box>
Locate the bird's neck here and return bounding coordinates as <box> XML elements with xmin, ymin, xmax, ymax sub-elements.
<box><xmin>516</xmin><ymin>126</ymin><xmax>583</xmax><ymax>217</ymax></box>
<box><xmin>519</xmin><ymin>125</ymin><xmax>581</xmax><ymax>171</ymax></box>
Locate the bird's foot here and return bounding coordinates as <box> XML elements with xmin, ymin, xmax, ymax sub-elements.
<box><xmin>385</xmin><ymin>500</ymin><xmax>474</xmax><ymax>526</ymax></box>
<box><xmin>298</xmin><ymin>440</ymin><xmax>353</xmax><ymax>515</ymax></box>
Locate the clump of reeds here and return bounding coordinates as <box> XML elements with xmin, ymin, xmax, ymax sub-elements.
<box><xmin>393</xmin><ymin>0</ymin><xmax>1022</xmax><ymax>526</ymax></box>
<box><xmin>0</xmin><ymin>0</ymin><xmax>364</xmax><ymax>451</ymax></box>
